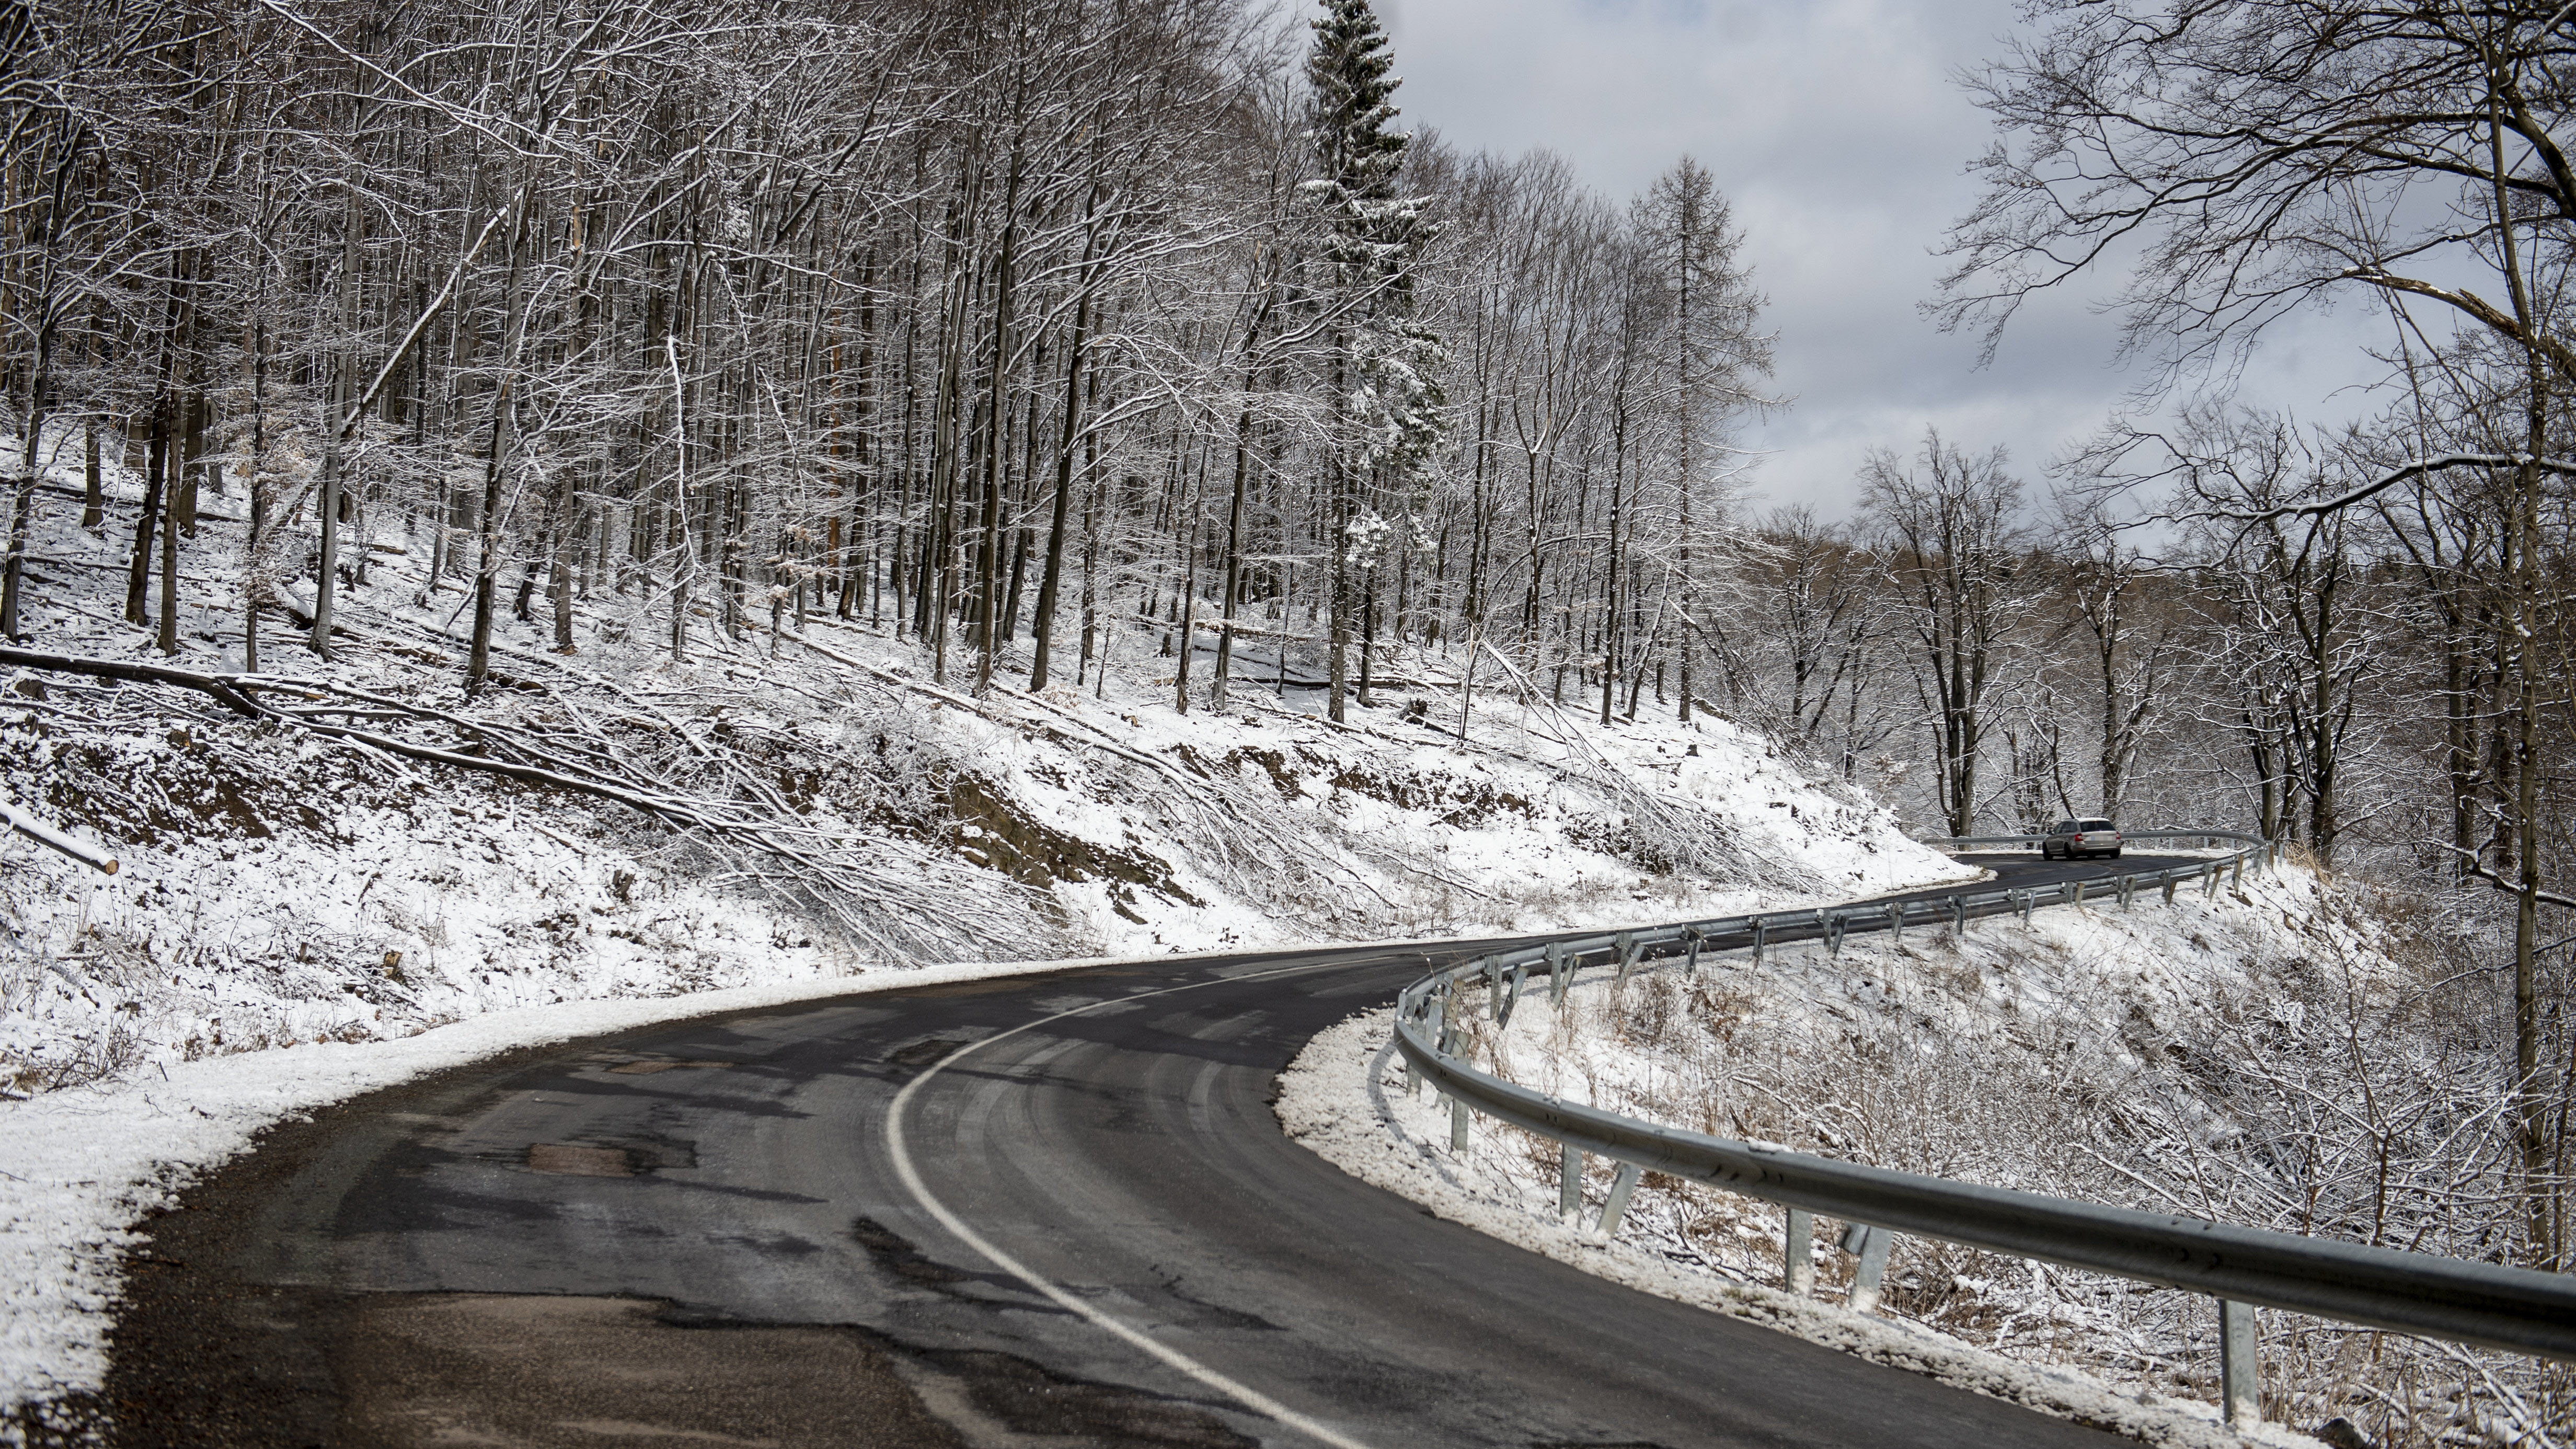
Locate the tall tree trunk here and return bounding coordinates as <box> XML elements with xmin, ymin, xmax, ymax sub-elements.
<box><xmin>927</xmin><ymin>170</ymin><xmax>979</xmax><ymax>685</ymax></box>
<box><xmin>1078</xmin><ymin>369</ymin><xmax>1101</xmax><ymax>691</ymax></box>
<box><xmin>1602</xmin><ymin>407</ymin><xmax>1625</xmax><ymax>727</ymax></box>
<box><xmin>245</xmin><ymin>314</ymin><xmax>268</xmax><ymax>672</ymax></box>
<box><xmin>1211</xmin><ymin>391</ymin><xmax>1252</xmax><ymax>710</ymax></box>
<box><xmin>312</xmin><ymin>200</ymin><xmax>360</xmax><ymax>657</ymax></box>
<box><xmin>546</xmin><ymin>477</ymin><xmax>577</xmax><ymax>651</ymax></box>
<box><xmin>837</xmin><ymin>247</ymin><xmax>878</xmax><ymax>619</ymax></box>
<box><xmin>1326</xmin><ymin>326</ymin><xmax>1350</xmax><ymax>722</ymax></box>
<box><xmin>158</xmin><ymin>412</ymin><xmax>182</xmax><ymax>654</ymax></box>
<box><xmin>125</xmin><ymin>402</ymin><xmax>166</xmax><ymax>627</ymax></box>
<box><xmin>466</xmin><ymin>397</ymin><xmax>512</xmax><ymax>689</ymax></box>
<box><xmin>80</xmin><ymin>418</ymin><xmax>101</xmax><ymax>530</ymax></box>
<box><xmin>1003</xmin><ymin>525</ymin><xmax>1030</xmax><ymax>639</ymax></box>
<box><xmin>1174</xmin><ymin>457</ymin><xmax>1202</xmax><ymax>716</ymax></box>
<box><xmin>468</xmin><ymin>192</ymin><xmax>532</xmax><ymax>692</ymax></box>
<box><xmin>0</xmin><ymin>361</ymin><xmax>44</xmax><ymax>639</ymax></box>
<box><xmin>1028</xmin><ymin>280</ymin><xmax>1091</xmax><ymax>690</ymax></box>
<box><xmin>2488</xmin><ymin>73</ymin><xmax>2555</xmax><ymax>1262</ymax></box>
<box><xmin>668</xmin><ymin>329</ymin><xmax>693</xmax><ymax>664</ymax></box>
<box><xmin>973</xmin><ymin>152</ymin><xmax>1024</xmax><ymax>696</ymax></box>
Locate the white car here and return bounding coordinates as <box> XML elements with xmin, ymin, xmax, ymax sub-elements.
<box><xmin>2042</xmin><ymin>818</ymin><xmax>2123</xmax><ymax>860</ymax></box>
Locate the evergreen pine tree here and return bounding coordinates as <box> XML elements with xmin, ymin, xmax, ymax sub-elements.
<box><xmin>1306</xmin><ymin>0</ymin><xmax>1444</xmax><ymax>720</ymax></box>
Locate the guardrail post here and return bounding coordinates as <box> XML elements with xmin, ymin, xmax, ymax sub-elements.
<box><xmin>1434</xmin><ymin>1017</ymin><xmax>1460</xmax><ymax>1121</ymax></box>
<box><xmin>2220</xmin><ymin>1299</ymin><xmax>2259</xmax><ymax>1427</ymax></box>
<box><xmin>1499</xmin><ymin>962</ymin><xmax>1525</xmax><ymax>1026</ymax></box>
<box><xmin>1784</xmin><ymin>1208</ymin><xmax>1813</xmax><ymax>1294</ymax></box>
<box><xmin>1595</xmin><ymin>1162</ymin><xmax>1644</xmax><ymax>1239</ymax></box>
<box><xmin>2204</xmin><ymin>863</ymin><xmax>2219</xmax><ymax>898</ymax></box>
<box><xmin>1425</xmin><ymin>994</ymin><xmax>1445</xmax><ymax>1059</ymax></box>
<box><xmin>1952</xmin><ymin>894</ymin><xmax>1970</xmax><ymax>937</ymax></box>
<box><xmin>1750</xmin><ymin>916</ymin><xmax>1767</xmax><ymax>965</ymax></box>
<box><xmin>1825</xmin><ymin>909</ymin><xmax>1847</xmax><ymax>957</ymax></box>
<box><xmin>1451</xmin><ymin>1096</ymin><xmax>1469</xmax><ymax>1152</ymax></box>
<box><xmin>2118</xmin><ymin>874</ymin><xmax>2135</xmax><ymax>910</ymax></box>
<box><xmin>1613</xmin><ymin>932</ymin><xmax>1642</xmax><ymax>988</ymax></box>
<box><xmin>2162</xmin><ymin>877</ymin><xmax>2178</xmax><ymax>905</ymax></box>
<box><xmin>2232</xmin><ymin>855</ymin><xmax>2245</xmax><ymax>888</ymax></box>
<box><xmin>1485</xmin><ymin>959</ymin><xmax>1502</xmax><ymax>1020</ymax></box>
<box><xmin>1841</xmin><ymin>1223</ymin><xmax>1892</xmax><ymax>1314</ymax></box>
<box><xmin>1887</xmin><ymin>900</ymin><xmax>1906</xmax><ymax>942</ymax></box>
<box><xmin>1560</xmin><ymin>1142</ymin><xmax>1584</xmax><ymax>1222</ymax></box>
<box><xmin>2072</xmin><ymin>878</ymin><xmax>2088</xmax><ymax>909</ymax></box>
<box><xmin>1682</xmin><ymin>926</ymin><xmax>1704</xmax><ymax>975</ymax></box>
<box><xmin>1546</xmin><ymin>941</ymin><xmax>1570</xmax><ymax>1003</ymax></box>
<box><xmin>2018</xmin><ymin>889</ymin><xmax>2035</xmax><ymax>925</ymax></box>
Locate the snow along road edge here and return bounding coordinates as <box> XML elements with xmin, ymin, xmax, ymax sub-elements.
<box><xmin>0</xmin><ymin>880</ymin><xmax>1978</xmax><ymax>1432</ymax></box>
<box><xmin>1272</xmin><ymin>1007</ymin><xmax>2322</xmax><ymax>1449</ymax></box>
<box><xmin>0</xmin><ymin>944</ymin><xmax>1195</xmax><ymax>1425</ymax></box>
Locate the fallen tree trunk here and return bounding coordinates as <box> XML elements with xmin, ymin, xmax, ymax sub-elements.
<box><xmin>0</xmin><ymin>797</ymin><xmax>118</xmax><ymax>873</ymax></box>
<box><xmin>0</xmin><ymin>644</ymin><xmax>1044</xmax><ymax>963</ymax></box>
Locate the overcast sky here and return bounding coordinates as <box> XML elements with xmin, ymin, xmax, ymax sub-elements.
<box><xmin>1374</xmin><ymin>0</ymin><xmax>2386</xmax><ymax>520</ymax></box>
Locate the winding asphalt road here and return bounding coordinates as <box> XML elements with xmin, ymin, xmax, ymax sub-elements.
<box><xmin>107</xmin><ymin>852</ymin><xmax>2185</xmax><ymax>1448</ymax></box>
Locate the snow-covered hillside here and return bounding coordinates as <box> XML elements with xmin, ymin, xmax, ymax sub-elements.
<box><xmin>0</xmin><ymin>428</ymin><xmax>1989</xmax><ymax>1432</ymax></box>
<box><xmin>1281</xmin><ymin>865</ymin><xmax>2562</xmax><ymax>1449</ymax></box>
<box><xmin>0</xmin><ymin>428</ymin><xmax>1965</xmax><ymax>1098</ymax></box>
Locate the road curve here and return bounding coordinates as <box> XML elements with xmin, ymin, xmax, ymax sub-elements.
<box><xmin>105</xmin><ymin>853</ymin><xmax>2179</xmax><ymax>1448</ymax></box>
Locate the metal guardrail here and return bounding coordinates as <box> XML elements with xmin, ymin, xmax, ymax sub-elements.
<box><xmin>1387</xmin><ymin>830</ymin><xmax>2576</xmax><ymax>1430</ymax></box>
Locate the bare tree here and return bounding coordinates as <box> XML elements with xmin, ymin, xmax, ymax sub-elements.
<box><xmin>1861</xmin><ymin>430</ymin><xmax>2027</xmax><ymax>837</ymax></box>
<box><xmin>1941</xmin><ymin>0</ymin><xmax>2576</xmax><ymax>1259</ymax></box>
<box><xmin>2046</xmin><ymin>491</ymin><xmax>2188</xmax><ymax>818</ymax></box>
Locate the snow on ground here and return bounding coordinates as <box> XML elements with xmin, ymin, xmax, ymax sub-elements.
<box><xmin>1278</xmin><ymin>862</ymin><xmax>2548</xmax><ymax>1448</ymax></box>
<box><xmin>0</xmin><ymin>423</ymin><xmax>1977</xmax><ymax>1432</ymax></box>
<box><xmin>0</xmin><ymin>950</ymin><xmax>1116</xmax><ymax>1435</ymax></box>
<box><xmin>1277</xmin><ymin>1010</ymin><xmax>2315</xmax><ymax>1449</ymax></box>
<box><xmin>3</xmin><ymin>424</ymin><xmax>1967</xmax><ymax>1101</ymax></box>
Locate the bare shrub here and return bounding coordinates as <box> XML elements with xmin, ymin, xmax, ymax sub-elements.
<box><xmin>1473</xmin><ymin>878</ymin><xmax>2571</xmax><ymax>1446</ymax></box>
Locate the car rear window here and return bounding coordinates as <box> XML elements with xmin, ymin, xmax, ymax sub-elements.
<box><xmin>2080</xmin><ymin>819</ymin><xmax>2114</xmax><ymax>831</ymax></box>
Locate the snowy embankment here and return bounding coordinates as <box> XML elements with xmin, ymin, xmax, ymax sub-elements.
<box><xmin>1279</xmin><ymin>865</ymin><xmax>2546</xmax><ymax>1449</ymax></box>
<box><xmin>0</xmin><ymin>953</ymin><xmax>1097</xmax><ymax>1439</ymax></box>
<box><xmin>1</xmin><ymin>430</ymin><xmax>1972</xmax><ymax>1428</ymax></box>
<box><xmin>1279</xmin><ymin>1013</ymin><xmax>2310</xmax><ymax>1449</ymax></box>
<box><xmin>2</xmin><ymin>440</ymin><xmax>1960</xmax><ymax>1096</ymax></box>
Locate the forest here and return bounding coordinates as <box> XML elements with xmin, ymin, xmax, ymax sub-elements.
<box><xmin>6</xmin><ymin>0</ymin><xmax>2576</xmax><ymax>1291</ymax></box>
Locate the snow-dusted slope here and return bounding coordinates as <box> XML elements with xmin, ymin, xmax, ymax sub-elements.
<box><xmin>0</xmin><ymin>428</ymin><xmax>1963</xmax><ymax>1098</ymax></box>
<box><xmin>0</xmin><ymin>428</ymin><xmax>1975</xmax><ymax>1433</ymax></box>
<box><xmin>1280</xmin><ymin>865</ymin><xmax>2550</xmax><ymax>1449</ymax></box>
<box><xmin>0</xmin><ymin>627</ymin><xmax>1959</xmax><ymax>1092</ymax></box>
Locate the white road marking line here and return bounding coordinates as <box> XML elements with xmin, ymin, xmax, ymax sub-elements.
<box><xmin>886</xmin><ymin>961</ymin><xmax>1380</xmax><ymax>1449</ymax></box>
